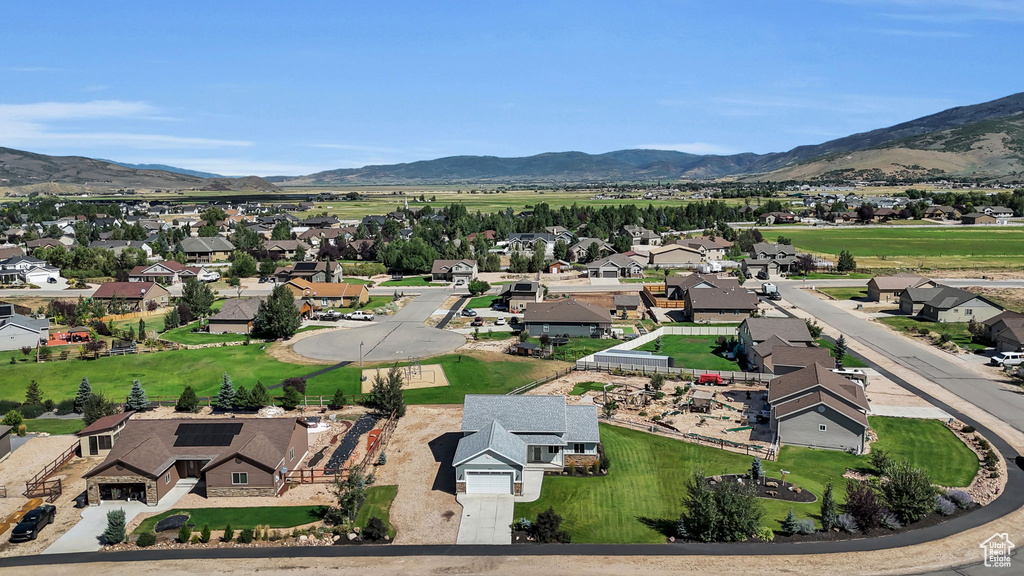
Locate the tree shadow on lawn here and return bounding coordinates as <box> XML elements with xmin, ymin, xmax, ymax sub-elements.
<box><xmin>637</xmin><ymin>516</ymin><xmax>678</xmax><ymax>539</ymax></box>
<box><xmin>429</xmin><ymin>432</ymin><xmax>461</xmax><ymax>495</ymax></box>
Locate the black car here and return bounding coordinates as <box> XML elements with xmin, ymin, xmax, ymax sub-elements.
<box><xmin>756</xmin><ymin>270</ymin><xmax>770</xmax><ymax>280</ymax></box>
<box><xmin>9</xmin><ymin>505</ymin><xmax>55</xmax><ymax>542</ymax></box>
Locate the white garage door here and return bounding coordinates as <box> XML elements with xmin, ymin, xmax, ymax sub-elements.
<box><xmin>465</xmin><ymin>471</ymin><xmax>513</xmax><ymax>494</ymax></box>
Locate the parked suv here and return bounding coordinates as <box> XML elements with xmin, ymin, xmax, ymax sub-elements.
<box><xmin>990</xmin><ymin>351</ymin><xmax>1024</xmax><ymax>367</ymax></box>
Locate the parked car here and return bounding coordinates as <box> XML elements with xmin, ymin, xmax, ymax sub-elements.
<box><xmin>461</xmin><ymin>309</ymin><xmax>477</xmax><ymax>317</ymax></box>
<box><xmin>990</xmin><ymin>351</ymin><xmax>1024</xmax><ymax>367</ymax></box>
<box><xmin>9</xmin><ymin>505</ymin><xmax>55</xmax><ymax>542</ymax></box>
<box><xmin>344</xmin><ymin>310</ymin><xmax>375</xmax><ymax>321</ymax></box>
<box><xmin>491</xmin><ymin>302</ymin><xmax>508</xmax><ymax>312</ymax></box>
<box><xmin>495</xmin><ymin>317</ymin><xmax>506</xmax><ymax>326</ymax></box>
<box><xmin>696</xmin><ymin>374</ymin><xmax>725</xmax><ymax>386</ymax></box>
<box><xmin>454</xmin><ymin>278</ymin><xmax>467</xmax><ymax>286</ymax></box>
<box><xmin>258</xmin><ymin>276</ymin><xmax>269</xmax><ymax>283</ymax></box>
<box><xmin>470</xmin><ymin>317</ymin><xmax>484</xmax><ymax>327</ymax></box>
<box><xmin>508</xmin><ymin>316</ymin><xmax>519</xmax><ymax>325</ymax></box>
<box><xmin>756</xmin><ymin>270</ymin><xmax>770</xmax><ymax>281</ymax></box>
<box><xmin>318</xmin><ymin>310</ymin><xmax>343</xmax><ymax>321</ymax></box>
<box><xmin>47</xmin><ymin>277</ymin><xmax>57</xmax><ymax>284</ymax></box>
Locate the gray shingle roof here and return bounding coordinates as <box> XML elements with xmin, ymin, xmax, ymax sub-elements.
<box><xmin>181</xmin><ymin>237</ymin><xmax>235</xmax><ymax>253</ymax></box>
<box><xmin>453</xmin><ymin>420</ymin><xmax>526</xmax><ymax>466</ymax></box>
<box><xmin>565</xmin><ymin>405</ymin><xmax>601</xmax><ymax>443</ymax></box>
<box><xmin>462</xmin><ymin>395</ymin><xmax>567</xmax><ymax>434</ymax></box>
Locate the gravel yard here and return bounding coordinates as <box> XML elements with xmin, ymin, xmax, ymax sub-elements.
<box><xmin>372</xmin><ymin>404</ymin><xmax>462</xmax><ymax>544</ymax></box>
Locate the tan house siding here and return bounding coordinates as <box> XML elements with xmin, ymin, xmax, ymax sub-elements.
<box><xmin>691</xmin><ymin>309</ymin><xmax>751</xmax><ymax>323</ymax></box>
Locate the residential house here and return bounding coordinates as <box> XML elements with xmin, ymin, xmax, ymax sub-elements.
<box><xmin>25</xmin><ymin>238</ymin><xmax>62</xmax><ymax>250</ymax></box>
<box><xmin>207</xmin><ymin>297</ymin><xmax>265</xmax><ymax>334</ymax></box>
<box><xmin>685</xmin><ymin>283</ymin><xmax>759</xmax><ymax>323</ymax></box>
<box><xmin>665</xmin><ymin>273</ymin><xmax>722</xmax><ymax>301</ymax></box>
<box><xmin>983</xmin><ymin>311</ymin><xmax>1024</xmax><ymax>342</ymax></box>
<box><xmin>430</xmin><ymin>259</ymin><xmax>478</xmax><ymax>283</ymax></box>
<box><xmin>769</xmin><ymin>363</ymin><xmax>868</xmax><ymax>453</ymax></box>
<box><xmin>899</xmin><ymin>285</ymin><xmax>942</xmax><ymax>316</ymax></box>
<box><xmin>507</xmin><ymin>233</ymin><xmax>556</xmax><ymax>257</ymax></box>
<box><xmin>647</xmin><ymin>244</ymin><xmax>703</xmax><ymax>267</ymax></box>
<box><xmin>0</xmin><ymin>425</ymin><xmax>11</xmax><ymax>462</ymax></box>
<box><xmin>918</xmin><ymin>286</ymin><xmax>1003</xmax><ymax>323</ymax></box>
<box><xmin>83</xmin><ymin>417</ymin><xmax>309</xmax><ymax>506</ymax></box>
<box><xmin>923</xmin><ymin>206</ymin><xmax>961</xmax><ymax>220</ymax></box>
<box><xmin>546</xmin><ymin>260</ymin><xmax>572</xmax><ymax>274</ymax></box>
<box><xmin>960</xmin><ymin>213</ymin><xmax>997</xmax><ymax>225</ymax></box>
<box><xmin>738</xmin><ymin>317</ymin><xmax>816</xmax><ymax>371</ymax></box>
<box><xmin>979</xmin><ymin>206</ymin><xmax>1014</xmax><ymax>218</ymax></box>
<box><xmin>180</xmin><ymin>237</ymin><xmax>235</xmax><ymax>263</ymax></box>
<box><xmin>89</xmin><ymin>240</ymin><xmax>154</xmax><ymax>258</ymax></box>
<box><xmin>285</xmin><ymin>279</ymin><xmax>369</xmax><ymax>310</ymax></box>
<box><xmin>298</xmin><ymin>227</ymin><xmax>352</xmax><ymax>248</ymax></box>
<box><xmin>78</xmin><ymin>412</ymin><xmax>134</xmax><ymax>458</ymax></box>
<box><xmin>619</xmin><ymin>225</ymin><xmax>661</xmax><ymax>246</ymax></box>
<box><xmin>92</xmin><ymin>282</ymin><xmax>170</xmax><ymax>312</ymax></box>
<box><xmin>466</xmin><ymin>230</ymin><xmax>496</xmax><ymax>243</ymax></box>
<box><xmin>866</xmin><ymin>274</ymin><xmax>934</xmax><ymax>302</ymax></box>
<box><xmin>742</xmin><ymin>242</ymin><xmax>798</xmax><ymax>277</ymax></box>
<box><xmin>265</xmin><ymin>240</ymin><xmax>310</xmax><ymax>261</ymax></box>
<box><xmin>613</xmin><ymin>294</ymin><xmax>642</xmax><ymax>320</ymax></box>
<box><xmin>768</xmin><ymin>345</ymin><xmax>836</xmax><ymax>376</ymax></box>
<box><xmin>129</xmin><ymin>261</ymin><xmax>207</xmax><ymax>285</ymax></box>
<box><xmin>994</xmin><ymin>324</ymin><xmax>1024</xmax><ymax>353</ymax></box>
<box><xmin>872</xmin><ymin>208</ymin><xmax>900</xmax><ymax>221</ymax></box>
<box><xmin>759</xmin><ymin>211</ymin><xmax>798</xmax><ymax>224</ymax></box>
<box><xmin>0</xmin><ymin>303</ymin><xmax>48</xmax><ymax>351</ymax></box>
<box><xmin>523</xmin><ymin>299</ymin><xmax>612</xmax><ymax>338</ymax></box>
<box><xmin>568</xmin><ymin>238</ymin><xmax>613</xmax><ymax>263</ymax></box>
<box><xmin>0</xmin><ymin>246</ymin><xmax>25</xmax><ymax>260</ymax></box>
<box><xmin>454</xmin><ymin>395</ymin><xmax>600</xmax><ymax>495</ymax></box>
<box><xmin>274</xmin><ymin>261</ymin><xmax>344</xmax><ymax>284</ymax></box>
<box><xmin>496</xmin><ymin>280</ymin><xmax>543</xmax><ymax>313</ymax></box>
<box><xmin>586</xmin><ymin>254</ymin><xmax>644</xmax><ymax>278</ymax></box>
<box><xmin>678</xmin><ymin>238</ymin><xmax>730</xmax><ymax>261</ymax></box>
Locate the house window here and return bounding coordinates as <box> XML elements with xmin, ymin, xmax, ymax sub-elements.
<box><xmin>965</xmin><ymin>309</ymin><xmax>973</xmax><ymax>315</ymax></box>
<box><xmin>165</xmin><ymin>472</ymin><xmax>171</xmax><ymax>484</ymax></box>
<box><xmin>547</xmin><ymin>446</ymin><xmax>559</xmax><ymax>454</ymax></box>
<box><xmin>289</xmin><ymin>447</ymin><xmax>295</xmax><ymax>460</ymax></box>
<box><xmin>322</xmin><ymin>298</ymin><xmax>329</xmax><ymax>306</ymax></box>
<box><xmin>231</xmin><ymin>472</ymin><xmax>248</xmax><ymax>485</ymax></box>
<box><xmin>543</xmin><ymin>324</ymin><xmax>550</xmax><ymax>333</ymax></box>
<box><xmin>97</xmin><ymin>435</ymin><xmax>112</xmax><ymax>450</ymax></box>
<box><xmin>573</xmin><ymin>443</ymin><xmax>585</xmax><ymax>454</ymax></box>
<box><xmin>819</xmin><ymin>424</ymin><xmax>827</xmax><ymax>432</ymax></box>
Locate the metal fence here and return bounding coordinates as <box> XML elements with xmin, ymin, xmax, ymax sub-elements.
<box><xmin>605</xmin><ymin>417</ymin><xmax>776</xmax><ymax>460</ymax></box>
<box><xmin>576</xmin><ymin>362</ymin><xmax>772</xmax><ymax>383</ymax></box>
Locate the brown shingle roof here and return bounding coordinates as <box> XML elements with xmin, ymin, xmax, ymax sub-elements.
<box><xmin>768</xmin><ymin>363</ymin><xmax>867</xmax><ymax>411</ymax></box>
<box><xmin>742</xmin><ymin>317</ymin><xmax>813</xmax><ymax>344</ymax></box>
<box><xmin>870</xmin><ymin>274</ymin><xmax>929</xmax><ymax>291</ymax></box>
<box><xmin>286</xmin><ymin>278</ymin><xmax>367</xmax><ymax>299</ymax></box>
<box><xmin>686</xmin><ymin>286</ymin><xmax>758</xmax><ymax>311</ymax></box>
<box><xmin>92</xmin><ymin>281</ymin><xmax>165</xmax><ymax>300</ymax></box>
<box><xmin>770</xmin><ymin>346</ymin><xmax>836</xmax><ymax>370</ymax></box>
<box><xmin>77</xmin><ymin>411</ymin><xmax>134</xmax><ymax>436</ymax></box>
<box><xmin>773</xmin><ymin>390</ymin><xmax>869</xmax><ymax>428</ymax></box>
<box><xmin>209</xmin><ymin>297</ymin><xmax>264</xmax><ymax>321</ymax></box>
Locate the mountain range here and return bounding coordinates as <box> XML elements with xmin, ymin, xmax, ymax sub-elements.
<box><xmin>1</xmin><ymin>92</ymin><xmax>1023</xmax><ymax>191</ymax></box>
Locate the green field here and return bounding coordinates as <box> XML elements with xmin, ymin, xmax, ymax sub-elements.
<box><xmin>818</xmin><ymin>287</ymin><xmax>868</xmax><ymax>300</ymax></box>
<box><xmin>341</xmin><ymin>278</ymin><xmax>376</xmax><ymax>285</ymax></box>
<box><xmin>783</xmin><ymin>227</ymin><xmax>1024</xmax><ymax>269</ymax></box>
<box><xmin>24</xmin><ymin>418</ymin><xmax>85</xmax><ymax>435</ymax></box>
<box><xmin>354</xmin><ymin>485</ymin><xmax>398</xmax><ymax>539</ymax></box>
<box><xmin>160</xmin><ymin>322</ymin><xmax>248</xmax><ymax>345</ymax></box>
<box><xmin>635</xmin><ymin>335</ymin><xmax>740</xmax><ymax>371</ymax></box>
<box><xmin>515</xmin><ymin>417</ymin><xmax>977</xmax><ymax>543</ymax></box>
<box><xmin>877</xmin><ymin>316</ymin><xmax>985</xmax><ymax>351</ymax></box>
<box><xmin>134</xmin><ymin>506</ymin><xmax>321</xmax><ymax>534</ymax></box>
<box><xmin>467</xmin><ymin>294</ymin><xmax>499</xmax><ymax>309</ymax></box>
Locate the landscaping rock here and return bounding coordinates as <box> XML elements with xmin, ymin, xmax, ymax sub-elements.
<box><xmin>299</xmin><ymin>534</ymin><xmax>308</xmax><ymax>541</ymax></box>
<box><xmin>347</xmin><ymin>533</ymin><xmax>357</xmax><ymax>541</ymax></box>
<box><xmin>155</xmin><ymin>515</ymin><xmax>190</xmax><ymax>533</ymax></box>
<box><xmin>766</xmin><ymin>481</ymin><xmax>779</xmax><ymax>488</ymax></box>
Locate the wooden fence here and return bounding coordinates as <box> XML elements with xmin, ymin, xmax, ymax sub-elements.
<box><xmin>146</xmin><ymin>393</ymin><xmax>371</xmax><ymax>409</ymax></box>
<box><xmin>507</xmin><ymin>367</ymin><xmax>574</xmax><ymax>395</ymax></box>
<box><xmin>25</xmin><ymin>442</ymin><xmax>77</xmax><ymax>501</ymax></box>
<box><xmin>285</xmin><ymin>409</ymin><xmax>399</xmax><ymax>485</ymax></box>
<box><xmin>605</xmin><ymin>417</ymin><xmax>776</xmax><ymax>460</ymax></box>
<box><xmin>642</xmin><ymin>284</ymin><xmax>686</xmax><ymax>308</ymax></box>
<box><xmin>0</xmin><ymin>486</ymin><xmax>7</xmax><ymax>498</ymax></box>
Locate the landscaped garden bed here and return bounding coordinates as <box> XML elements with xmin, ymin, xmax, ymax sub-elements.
<box><xmin>711</xmin><ymin>474</ymin><xmax>817</xmax><ymax>504</ymax></box>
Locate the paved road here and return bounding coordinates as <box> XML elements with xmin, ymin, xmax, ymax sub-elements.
<box><xmin>292</xmin><ymin>291</ymin><xmax>465</xmax><ymax>363</ymax></box>
<box><xmin>779</xmin><ymin>282</ymin><xmax>1024</xmax><ymax>434</ymax></box>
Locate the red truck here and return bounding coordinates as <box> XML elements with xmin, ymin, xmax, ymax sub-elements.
<box><xmin>696</xmin><ymin>374</ymin><xmax>724</xmax><ymax>386</ymax></box>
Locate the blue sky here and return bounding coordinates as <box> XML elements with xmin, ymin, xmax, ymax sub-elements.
<box><xmin>1</xmin><ymin>1</ymin><xmax>1021</xmax><ymax>176</ymax></box>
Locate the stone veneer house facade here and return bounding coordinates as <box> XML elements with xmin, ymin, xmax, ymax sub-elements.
<box><xmin>454</xmin><ymin>395</ymin><xmax>600</xmax><ymax>495</ymax></box>
<box><xmin>83</xmin><ymin>417</ymin><xmax>308</xmax><ymax>506</ymax></box>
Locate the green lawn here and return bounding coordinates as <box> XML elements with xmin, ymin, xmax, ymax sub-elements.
<box><xmin>354</xmin><ymin>485</ymin><xmax>398</xmax><ymax>538</ymax></box>
<box><xmin>473</xmin><ymin>330</ymin><xmax>515</xmax><ymax>341</ymax></box>
<box><xmin>341</xmin><ymin>278</ymin><xmax>376</xmax><ymax>285</ymax></box>
<box><xmin>569</xmin><ymin>381</ymin><xmax>617</xmax><ymax>396</ymax></box>
<box><xmin>160</xmin><ymin>322</ymin><xmax>248</xmax><ymax>345</ymax></box>
<box><xmin>877</xmin><ymin>316</ymin><xmax>986</xmax><ymax>351</ymax></box>
<box><xmin>526</xmin><ymin>337</ymin><xmax>620</xmax><ymax>361</ymax></box>
<box><xmin>0</xmin><ymin>346</ymin><xmax>313</xmax><ymax>403</ymax></box>
<box><xmin>24</xmin><ymin>418</ymin><xmax>84</xmax><ymax>435</ymax></box>
<box><xmin>134</xmin><ymin>506</ymin><xmax>321</xmax><ymax>534</ymax></box>
<box><xmin>816</xmin><ymin>339</ymin><xmax>867</xmax><ymax>368</ymax></box>
<box><xmin>636</xmin><ymin>335</ymin><xmax>740</xmax><ymax>371</ymax></box>
<box><xmin>515</xmin><ymin>417</ymin><xmax>978</xmax><ymax>543</ymax></box>
<box><xmin>380</xmin><ymin>276</ymin><xmax>431</xmax><ymax>286</ymax></box>
<box><xmin>818</xmin><ymin>287</ymin><xmax>869</xmax><ymax>301</ymax></box>
<box><xmin>467</xmin><ymin>294</ymin><xmax>499</xmax><ymax>309</ymax></box>
<box><xmin>870</xmin><ymin>417</ymin><xmax>979</xmax><ymax>487</ymax></box>
<box><xmin>116</xmin><ymin>315</ymin><xmax>167</xmax><ymax>335</ymax></box>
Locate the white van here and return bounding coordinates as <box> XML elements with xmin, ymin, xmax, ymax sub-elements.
<box><xmin>990</xmin><ymin>351</ymin><xmax>1024</xmax><ymax>367</ymax></box>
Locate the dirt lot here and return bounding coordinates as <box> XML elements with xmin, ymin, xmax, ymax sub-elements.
<box><xmin>372</xmin><ymin>404</ymin><xmax>462</xmax><ymax>545</ymax></box>
<box><xmin>964</xmin><ymin>286</ymin><xmax>1024</xmax><ymax>313</ymax></box>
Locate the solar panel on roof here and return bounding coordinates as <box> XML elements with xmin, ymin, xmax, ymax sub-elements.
<box><xmin>173</xmin><ymin>422</ymin><xmax>243</xmax><ymax>447</ymax></box>
<box><xmin>293</xmin><ymin>262</ymin><xmax>317</xmax><ymax>271</ymax></box>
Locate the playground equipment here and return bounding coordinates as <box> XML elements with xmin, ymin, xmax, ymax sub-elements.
<box><xmin>406</xmin><ymin>356</ymin><xmax>422</xmax><ymax>381</ymax></box>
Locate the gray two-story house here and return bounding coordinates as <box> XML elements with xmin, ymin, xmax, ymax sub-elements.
<box><xmin>769</xmin><ymin>363</ymin><xmax>868</xmax><ymax>453</ymax></box>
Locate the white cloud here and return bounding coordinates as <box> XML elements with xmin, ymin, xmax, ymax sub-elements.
<box><xmin>635</xmin><ymin>142</ymin><xmax>740</xmax><ymax>155</ymax></box>
<box><xmin>0</xmin><ymin>100</ymin><xmax>251</xmax><ymax>150</ymax></box>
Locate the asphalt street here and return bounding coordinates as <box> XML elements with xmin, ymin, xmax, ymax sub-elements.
<box><xmin>779</xmin><ymin>281</ymin><xmax>1024</xmax><ymax>435</ymax></box>
<box><xmin>291</xmin><ymin>290</ymin><xmax>465</xmax><ymax>363</ymax></box>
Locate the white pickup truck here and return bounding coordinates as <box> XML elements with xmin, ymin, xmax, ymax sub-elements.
<box><xmin>344</xmin><ymin>310</ymin><xmax>375</xmax><ymax>321</ymax></box>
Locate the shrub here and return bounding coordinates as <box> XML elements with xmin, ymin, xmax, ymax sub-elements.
<box><xmin>567</xmin><ymin>465</ymin><xmax>578</xmax><ymax>476</ymax></box>
<box><xmin>976</xmin><ymin>436</ymin><xmax>990</xmax><ymax>450</ymax></box>
<box><xmin>55</xmin><ymin>398</ymin><xmax>75</xmax><ymax>415</ymax></box>
<box><xmin>279</xmin><ymin>386</ymin><xmax>303</xmax><ymax>411</ymax></box>
<box><xmin>136</xmin><ymin>532</ymin><xmax>156</xmax><ymax>547</ymax></box>
<box><xmin>678</xmin><ymin>469</ymin><xmax>763</xmax><ymax>542</ymax></box>
<box><xmin>329</xmin><ymin>388</ymin><xmax>347</xmax><ymax>410</ymax></box>
<box><xmin>868</xmin><ymin>449</ymin><xmax>891</xmax><ymax>475</ymax></box>
<box><xmin>599</xmin><ymin>453</ymin><xmax>611</xmax><ymax>472</ymax></box>
<box><xmin>238</xmin><ymin>528</ymin><xmax>254</xmax><ymax>543</ymax></box>
<box><xmin>378</xmin><ymin>452</ymin><xmax>387</xmax><ymax>465</ymax></box>
<box><xmin>984</xmin><ymin>449</ymin><xmax>999</xmax><ymax>468</ymax></box>
<box><xmin>934</xmin><ymin>496</ymin><xmax>956</xmax><ymax>516</ymax></box>
<box><xmin>190</xmin><ymin>534</ymin><xmax>201</xmax><ymax>544</ymax></box>
<box><xmin>533</xmin><ymin>507</ymin><xmax>571</xmax><ymax>543</ymax></box>
<box><xmin>223</xmin><ymin>523</ymin><xmax>234</xmax><ymax>542</ymax></box>
<box><xmin>880</xmin><ymin>511</ymin><xmax>902</xmax><ymax>530</ymax></box>
<box><xmin>880</xmin><ymin>461</ymin><xmax>937</xmax><ymax>524</ymax></box>
<box><xmin>200</xmin><ymin>524</ymin><xmax>211</xmax><ymax>543</ymax></box>
<box><xmin>960</xmin><ymin>424</ymin><xmax>975</xmax><ymax>434</ymax></box>
<box><xmin>2</xmin><ymin>409</ymin><xmax>24</xmax><ymax>428</ymax></box>
<box><xmin>591</xmin><ymin>461</ymin><xmax>600</xmax><ymax>475</ymax></box>
<box><xmin>103</xmin><ymin>508</ymin><xmax>127</xmax><ymax>545</ymax></box>
<box><xmin>795</xmin><ymin>519</ymin><xmax>815</xmax><ymax>535</ymax></box>
<box><xmin>281</xmin><ymin>377</ymin><xmax>307</xmax><ymax>394</ymax></box>
<box><xmin>750</xmin><ymin>457</ymin><xmax>764</xmax><ymax>482</ymax></box>
<box><xmin>946</xmin><ymin>489</ymin><xmax>973</xmax><ymax>509</ymax></box>
<box><xmin>364</xmin><ymin>517</ymin><xmax>388</xmax><ymax>541</ymax></box>
<box><xmin>834</xmin><ymin>513</ymin><xmax>857</xmax><ymax>533</ymax></box>
<box><xmin>511</xmin><ymin>518</ymin><xmax>533</xmax><ymax>532</ymax></box>
<box><xmin>176</xmin><ymin>386</ymin><xmax>200</xmax><ymax>412</ymax></box>
<box><xmin>17</xmin><ymin>424</ymin><xmax>26</xmax><ymax>436</ymax></box>
<box><xmin>845</xmin><ymin>481</ymin><xmax>885</xmax><ymax>532</ymax></box>
<box><xmin>820</xmin><ymin>482</ymin><xmax>837</xmax><ymax>532</ymax></box>
<box><xmin>18</xmin><ymin>404</ymin><xmax>45</xmax><ymax>419</ymax></box>
<box><xmin>754</xmin><ymin>525</ymin><xmax>774</xmax><ymax>541</ymax></box>
<box><xmin>780</xmin><ymin>509</ymin><xmax>799</xmax><ymax>535</ymax></box>
<box><xmin>177</xmin><ymin>523</ymin><xmax>192</xmax><ymax>544</ymax></box>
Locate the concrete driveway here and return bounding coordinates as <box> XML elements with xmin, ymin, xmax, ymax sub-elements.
<box><xmin>292</xmin><ymin>291</ymin><xmax>465</xmax><ymax>363</ymax></box>
<box><xmin>455</xmin><ymin>493</ymin><xmax>514</xmax><ymax>545</ymax></box>
<box><xmin>45</xmin><ymin>480</ymin><xmax>196</xmax><ymax>554</ymax></box>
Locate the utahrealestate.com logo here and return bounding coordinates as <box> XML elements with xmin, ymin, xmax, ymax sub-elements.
<box><xmin>980</xmin><ymin>533</ymin><xmax>1014</xmax><ymax>568</ymax></box>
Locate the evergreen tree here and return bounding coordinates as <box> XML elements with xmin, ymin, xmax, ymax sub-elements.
<box><xmin>279</xmin><ymin>385</ymin><xmax>303</xmax><ymax>410</ymax></box>
<box><xmin>138</xmin><ymin>318</ymin><xmax>147</xmax><ymax>339</ymax></box>
<box><xmin>102</xmin><ymin>508</ymin><xmax>127</xmax><ymax>545</ymax></box>
<box><xmin>214</xmin><ymin>373</ymin><xmax>236</xmax><ymax>410</ymax></box>
<box><xmin>164</xmin><ymin>306</ymin><xmax>181</xmax><ymax>330</ymax></box>
<box><xmin>820</xmin><ymin>481</ymin><xmax>838</xmax><ymax>532</ymax></box>
<box><xmin>781</xmin><ymin>509</ymin><xmax>800</xmax><ymax>535</ymax></box>
<box><xmin>234</xmin><ymin>385</ymin><xmax>253</xmax><ymax>410</ymax></box>
<box><xmin>368</xmin><ymin>366</ymin><xmax>406</xmax><ymax>418</ymax></box>
<box><xmin>83</xmin><ymin>393</ymin><xmax>119</xmax><ymax>426</ymax></box>
<box><xmin>253</xmin><ymin>284</ymin><xmax>301</xmax><ymax>339</ymax></box>
<box><xmin>837</xmin><ymin>250</ymin><xmax>857</xmax><ymax>272</ymax></box>
<box><xmin>329</xmin><ymin>388</ymin><xmax>347</xmax><ymax>410</ymax></box>
<box><xmin>124</xmin><ymin>379</ymin><xmax>149</xmax><ymax>411</ymax></box>
<box><xmin>25</xmin><ymin>380</ymin><xmax>43</xmax><ymax>405</ymax></box>
<box><xmin>250</xmin><ymin>381</ymin><xmax>271</xmax><ymax>408</ymax></box>
<box><xmin>833</xmin><ymin>335</ymin><xmax>848</xmax><ymax>368</ymax></box>
<box><xmin>74</xmin><ymin>377</ymin><xmax>92</xmax><ymax>413</ymax></box>
<box><xmin>750</xmin><ymin>456</ymin><xmax>764</xmax><ymax>482</ymax></box>
<box><xmin>176</xmin><ymin>385</ymin><xmax>199</xmax><ymax>413</ymax></box>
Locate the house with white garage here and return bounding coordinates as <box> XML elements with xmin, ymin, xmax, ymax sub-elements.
<box><xmin>454</xmin><ymin>395</ymin><xmax>600</xmax><ymax>495</ymax></box>
<box><xmin>586</xmin><ymin>254</ymin><xmax>644</xmax><ymax>279</ymax></box>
